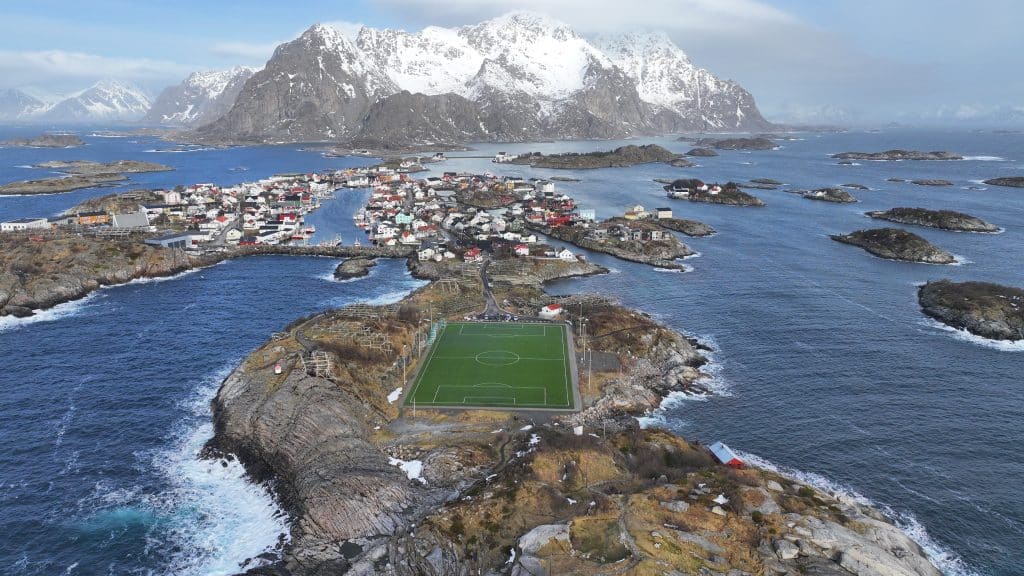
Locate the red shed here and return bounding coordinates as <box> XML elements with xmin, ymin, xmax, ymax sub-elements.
<box><xmin>709</xmin><ymin>441</ymin><xmax>744</xmax><ymax>468</ymax></box>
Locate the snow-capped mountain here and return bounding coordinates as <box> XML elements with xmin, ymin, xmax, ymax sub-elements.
<box><xmin>144</xmin><ymin>67</ymin><xmax>256</xmax><ymax>126</ymax></box>
<box><xmin>33</xmin><ymin>81</ymin><xmax>151</xmax><ymax>123</ymax></box>
<box><xmin>0</xmin><ymin>89</ymin><xmax>45</xmax><ymax>121</ymax></box>
<box><xmin>596</xmin><ymin>31</ymin><xmax>760</xmax><ymax>131</ymax></box>
<box><xmin>197</xmin><ymin>12</ymin><xmax>770</xmax><ymax>145</ymax></box>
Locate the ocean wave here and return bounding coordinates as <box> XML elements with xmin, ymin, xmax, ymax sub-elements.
<box><xmin>149</xmin><ymin>363</ymin><xmax>290</xmax><ymax>575</ymax></box>
<box><xmin>143</xmin><ymin>147</ymin><xmax>217</xmax><ymax>153</ymax></box>
<box><xmin>0</xmin><ymin>293</ymin><xmax>100</xmax><ymax>333</ymax></box>
<box><xmin>960</xmin><ymin>155</ymin><xmax>1005</xmax><ymax>161</ymax></box>
<box><xmin>636</xmin><ymin>333</ymin><xmax>731</xmax><ymax>429</ymax></box>
<box><xmin>735</xmin><ymin>450</ymin><xmax>980</xmax><ymax>576</ymax></box>
<box><xmin>921</xmin><ymin>318</ymin><xmax>1024</xmax><ymax>352</ymax></box>
<box><xmin>837</xmin><ymin>162</ymin><xmax>862</xmax><ymax>166</ymax></box>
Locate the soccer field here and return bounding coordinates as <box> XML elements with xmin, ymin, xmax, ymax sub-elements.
<box><xmin>404</xmin><ymin>322</ymin><xmax>576</xmax><ymax>410</ymax></box>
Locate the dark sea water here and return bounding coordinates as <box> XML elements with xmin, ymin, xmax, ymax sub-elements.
<box><xmin>2</xmin><ymin>127</ymin><xmax>1022</xmax><ymax>575</ymax></box>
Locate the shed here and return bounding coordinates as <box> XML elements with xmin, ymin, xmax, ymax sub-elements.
<box><xmin>709</xmin><ymin>441</ymin><xmax>744</xmax><ymax>468</ymax></box>
<box><xmin>539</xmin><ymin>304</ymin><xmax>563</xmax><ymax>320</ymax></box>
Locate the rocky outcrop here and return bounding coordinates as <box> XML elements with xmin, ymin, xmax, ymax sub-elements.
<box><xmin>919</xmin><ymin>280</ymin><xmax>1024</xmax><ymax>340</ymax></box>
<box><xmin>983</xmin><ymin>176</ymin><xmax>1024</xmax><ymax>188</ymax></box>
<box><xmin>529</xmin><ymin>217</ymin><xmax>694</xmax><ymax>268</ymax></box>
<box><xmin>831</xmin><ymin>150</ymin><xmax>963</xmax><ymax>161</ymax></box>
<box><xmin>867</xmin><ymin>207</ymin><xmax>999</xmax><ymax>232</ymax></box>
<box><xmin>334</xmin><ymin>257</ymin><xmax>376</xmax><ymax>280</ymax></box>
<box><xmin>911</xmin><ymin>179</ymin><xmax>953</xmax><ymax>187</ymax></box>
<box><xmin>690</xmin><ymin>137</ymin><xmax>777</xmax><ymax>150</ymax></box>
<box><xmin>510</xmin><ymin>144</ymin><xmax>680</xmax><ymax>169</ymax></box>
<box><xmin>655</xmin><ymin>217</ymin><xmax>715</xmax><ymax>237</ymax></box>
<box><xmin>0</xmin><ymin>160</ymin><xmax>173</xmax><ymax>195</ymax></box>
<box><xmin>685</xmin><ymin>147</ymin><xmax>718</xmax><ymax>157</ymax></box>
<box><xmin>207</xmin><ymin>363</ymin><xmax>437</xmax><ymax>574</ymax></box>
<box><xmin>801</xmin><ymin>187</ymin><xmax>857</xmax><ymax>203</ymax></box>
<box><xmin>0</xmin><ymin>232</ymin><xmax>201</xmax><ymax>316</ymax></box>
<box><xmin>1</xmin><ymin>133</ymin><xmax>84</xmax><ymax>148</ymax></box>
<box><xmin>669</xmin><ymin>183</ymin><xmax>766</xmax><ymax>207</ymax></box>
<box><xmin>830</xmin><ymin>228</ymin><xmax>956</xmax><ymax>264</ymax></box>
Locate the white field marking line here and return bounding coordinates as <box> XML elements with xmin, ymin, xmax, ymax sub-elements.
<box><xmin>462</xmin><ymin>396</ymin><xmax>516</xmax><ymax>405</ymax></box>
<box><xmin>408</xmin><ymin>322</ymin><xmax>447</xmax><ymax>403</ymax></box>
<box><xmin>431</xmin><ymin>356</ymin><xmax>564</xmax><ymax>362</ymax></box>
<box><xmin>560</xmin><ymin>325</ymin><xmax>570</xmax><ymax>407</ymax></box>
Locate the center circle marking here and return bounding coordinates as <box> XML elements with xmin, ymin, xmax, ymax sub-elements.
<box><xmin>475</xmin><ymin>350</ymin><xmax>521</xmax><ymax>366</ymax></box>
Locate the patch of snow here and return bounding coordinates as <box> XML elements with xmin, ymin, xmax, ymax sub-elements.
<box><xmin>387</xmin><ymin>387</ymin><xmax>403</xmax><ymax>403</ymax></box>
<box><xmin>388</xmin><ymin>457</ymin><xmax>426</xmax><ymax>484</ymax></box>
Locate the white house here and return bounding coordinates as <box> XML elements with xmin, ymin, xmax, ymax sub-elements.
<box><xmin>539</xmin><ymin>303</ymin><xmax>563</xmax><ymax>320</ymax></box>
<box><xmin>1</xmin><ymin>217</ymin><xmax>49</xmax><ymax>232</ymax></box>
<box><xmin>557</xmin><ymin>248</ymin><xmax>576</xmax><ymax>261</ymax></box>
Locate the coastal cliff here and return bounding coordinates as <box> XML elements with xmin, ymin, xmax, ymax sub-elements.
<box><xmin>205</xmin><ymin>260</ymin><xmax>944</xmax><ymax>576</ymax></box>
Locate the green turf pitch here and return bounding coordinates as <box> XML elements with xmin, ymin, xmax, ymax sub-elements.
<box><xmin>404</xmin><ymin>322</ymin><xmax>575</xmax><ymax>409</ymax></box>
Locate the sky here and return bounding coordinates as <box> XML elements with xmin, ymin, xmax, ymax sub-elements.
<box><xmin>1</xmin><ymin>0</ymin><xmax>1021</xmax><ymax>126</ymax></box>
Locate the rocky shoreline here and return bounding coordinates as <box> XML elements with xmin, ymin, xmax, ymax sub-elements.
<box><xmin>528</xmin><ymin>218</ymin><xmax>695</xmax><ymax>269</ymax></box>
<box><xmin>655</xmin><ymin>217</ymin><xmax>716</xmax><ymax>237</ymax></box>
<box><xmin>510</xmin><ymin>144</ymin><xmax>681</xmax><ymax>169</ymax></box>
<box><xmin>983</xmin><ymin>176</ymin><xmax>1024</xmax><ymax>188</ymax></box>
<box><xmin>830</xmin><ymin>228</ymin><xmax>956</xmax><ymax>264</ymax></box>
<box><xmin>919</xmin><ymin>280</ymin><xmax>1024</xmax><ymax>341</ymax></box>
<box><xmin>867</xmin><ymin>207</ymin><xmax>999</xmax><ymax>232</ymax></box>
<box><xmin>799</xmin><ymin>187</ymin><xmax>858</xmax><ymax>203</ymax></box>
<box><xmin>831</xmin><ymin>150</ymin><xmax>962</xmax><ymax>161</ymax></box>
<box><xmin>687</xmin><ymin>137</ymin><xmax>777</xmax><ymax>150</ymax></box>
<box><xmin>202</xmin><ymin>256</ymin><xmax>944</xmax><ymax>576</ymax></box>
<box><xmin>0</xmin><ymin>160</ymin><xmax>173</xmax><ymax>195</ymax></box>
<box><xmin>1</xmin><ymin>133</ymin><xmax>84</xmax><ymax>148</ymax></box>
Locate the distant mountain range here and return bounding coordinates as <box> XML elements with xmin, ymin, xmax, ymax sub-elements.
<box><xmin>0</xmin><ymin>12</ymin><xmax>774</xmax><ymax>143</ymax></box>
<box><xmin>0</xmin><ymin>81</ymin><xmax>151</xmax><ymax>124</ymax></box>
<box><xmin>195</xmin><ymin>12</ymin><xmax>771</xmax><ymax>146</ymax></box>
<box><xmin>142</xmin><ymin>67</ymin><xmax>255</xmax><ymax>126</ymax></box>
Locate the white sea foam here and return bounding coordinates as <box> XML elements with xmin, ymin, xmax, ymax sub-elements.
<box><xmin>13</xmin><ymin>164</ymin><xmax>35</xmax><ymax>168</ymax></box>
<box><xmin>837</xmin><ymin>162</ymin><xmax>862</xmax><ymax>166</ymax></box>
<box><xmin>149</xmin><ymin>364</ymin><xmax>291</xmax><ymax>575</ymax></box>
<box><xmin>143</xmin><ymin>147</ymin><xmax>216</xmax><ymax>153</ymax></box>
<box><xmin>0</xmin><ymin>293</ymin><xmax>100</xmax><ymax>333</ymax></box>
<box><xmin>961</xmin><ymin>155</ymin><xmax>1005</xmax><ymax>161</ymax></box>
<box><xmin>921</xmin><ymin>318</ymin><xmax>1024</xmax><ymax>352</ymax></box>
<box><xmin>735</xmin><ymin>450</ymin><xmax>980</xmax><ymax>576</ymax></box>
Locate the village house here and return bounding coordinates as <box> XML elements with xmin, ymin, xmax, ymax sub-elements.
<box><xmin>654</xmin><ymin>207</ymin><xmax>673</xmax><ymax>219</ymax></box>
<box><xmin>0</xmin><ymin>217</ymin><xmax>49</xmax><ymax>232</ymax></box>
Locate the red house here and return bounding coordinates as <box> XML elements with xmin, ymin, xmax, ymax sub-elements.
<box><xmin>464</xmin><ymin>247</ymin><xmax>483</xmax><ymax>263</ymax></box>
<box><xmin>709</xmin><ymin>441</ymin><xmax>744</xmax><ymax>468</ymax></box>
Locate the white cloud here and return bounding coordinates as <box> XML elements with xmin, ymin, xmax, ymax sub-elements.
<box><xmin>0</xmin><ymin>49</ymin><xmax>194</xmax><ymax>91</ymax></box>
<box><xmin>209</xmin><ymin>40</ymin><xmax>282</xmax><ymax>62</ymax></box>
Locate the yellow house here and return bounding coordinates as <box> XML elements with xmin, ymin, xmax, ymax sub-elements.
<box><xmin>623</xmin><ymin>204</ymin><xmax>646</xmax><ymax>220</ymax></box>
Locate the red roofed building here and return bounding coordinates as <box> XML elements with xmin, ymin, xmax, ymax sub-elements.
<box><xmin>463</xmin><ymin>247</ymin><xmax>483</xmax><ymax>263</ymax></box>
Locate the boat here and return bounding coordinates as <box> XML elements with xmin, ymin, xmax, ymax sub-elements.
<box><xmin>305</xmin><ymin>225</ymin><xmax>316</xmax><ymax>235</ymax></box>
<box><xmin>353</xmin><ymin>238</ymin><xmax>361</xmax><ymax>247</ymax></box>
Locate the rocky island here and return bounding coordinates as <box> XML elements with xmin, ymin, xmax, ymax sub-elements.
<box><xmin>685</xmin><ymin>147</ymin><xmax>718</xmax><ymax>157</ymax></box>
<box><xmin>911</xmin><ymin>179</ymin><xmax>953</xmax><ymax>187</ymax></box>
<box><xmin>830</xmin><ymin>228</ymin><xmax>956</xmax><ymax>264</ymax></box>
<box><xmin>867</xmin><ymin>207</ymin><xmax>999</xmax><ymax>233</ymax></box>
<box><xmin>1</xmin><ymin>133</ymin><xmax>84</xmax><ymax>148</ymax></box>
<box><xmin>688</xmin><ymin>137</ymin><xmax>777</xmax><ymax>150</ymax></box>
<box><xmin>510</xmin><ymin>144</ymin><xmax>682</xmax><ymax>169</ymax></box>
<box><xmin>801</xmin><ymin>187</ymin><xmax>857</xmax><ymax>203</ymax></box>
<box><xmin>831</xmin><ymin>150</ymin><xmax>963</xmax><ymax>161</ymax></box>
<box><xmin>665</xmin><ymin>180</ymin><xmax>766</xmax><ymax>207</ymax></box>
<box><xmin>0</xmin><ymin>160</ymin><xmax>173</xmax><ymax>195</ymax></box>
<box><xmin>529</xmin><ymin>216</ymin><xmax>695</xmax><ymax>269</ymax></box>
<box><xmin>983</xmin><ymin>176</ymin><xmax>1024</xmax><ymax>188</ymax></box>
<box><xmin>333</xmin><ymin>257</ymin><xmax>376</xmax><ymax>280</ymax></box>
<box><xmin>202</xmin><ymin>256</ymin><xmax>943</xmax><ymax>576</ymax></box>
<box><xmin>919</xmin><ymin>280</ymin><xmax>1024</xmax><ymax>341</ymax></box>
